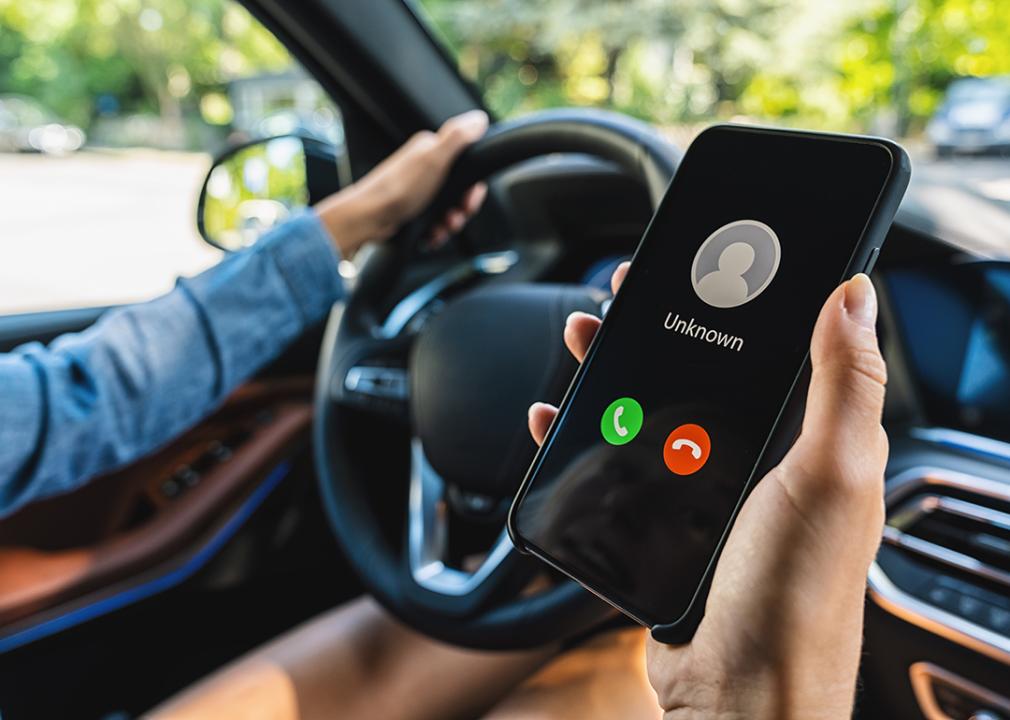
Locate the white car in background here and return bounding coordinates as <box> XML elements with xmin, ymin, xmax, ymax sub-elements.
<box><xmin>0</xmin><ymin>94</ymin><xmax>85</xmax><ymax>154</ymax></box>
<box><xmin>927</xmin><ymin>76</ymin><xmax>1010</xmax><ymax>156</ymax></box>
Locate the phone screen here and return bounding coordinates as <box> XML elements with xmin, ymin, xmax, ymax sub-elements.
<box><xmin>511</xmin><ymin>126</ymin><xmax>896</xmax><ymax>626</ymax></box>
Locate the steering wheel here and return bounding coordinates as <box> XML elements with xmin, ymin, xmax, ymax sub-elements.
<box><xmin>314</xmin><ymin>108</ymin><xmax>680</xmax><ymax>649</ymax></box>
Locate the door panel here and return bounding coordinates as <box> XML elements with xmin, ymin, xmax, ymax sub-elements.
<box><xmin>0</xmin><ymin>376</ymin><xmax>312</xmax><ymax>647</ymax></box>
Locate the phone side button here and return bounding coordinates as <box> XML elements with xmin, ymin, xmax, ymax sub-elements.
<box><xmin>862</xmin><ymin>247</ymin><xmax>881</xmax><ymax>275</ymax></box>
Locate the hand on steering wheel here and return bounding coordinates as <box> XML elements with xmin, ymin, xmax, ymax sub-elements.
<box><xmin>530</xmin><ymin>264</ymin><xmax>888</xmax><ymax>719</ymax></box>
<box><xmin>315</xmin><ymin>110</ymin><xmax>490</xmax><ymax>258</ymax></box>
<box><xmin>315</xmin><ymin>109</ymin><xmax>681</xmax><ymax>650</ymax></box>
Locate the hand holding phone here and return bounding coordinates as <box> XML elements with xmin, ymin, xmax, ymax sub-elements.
<box><xmin>530</xmin><ymin>266</ymin><xmax>889</xmax><ymax>720</ymax></box>
<box><xmin>509</xmin><ymin>125</ymin><xmax>908</xmax><ymax>642</ymax></box>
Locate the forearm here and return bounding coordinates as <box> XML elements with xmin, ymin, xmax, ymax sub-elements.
<box><xmin>651</xmin><ymin>598</ymin><xmax>865</xmax><ymax>720</ymax></box>
<box><xmin>180</xmin><ymin>210</ymin><xmax>342</xmax><ymax>388</ymax></box>
<box><xmin>315</xmin><ymin>175</ymin><xmax>399</xmax><ymax>256</ymax></box>
<box><xmin>658</xmin><ymin>664</ymin><xmax>857</xmax><ymax>720</ymax></box>
<box><xmin>0</xmin><ymin>109</ymin><xmax>488</xmax><ymax>516</ymax></box>
<box><xmin>0</xmin><ymin>211</ymin><xmax>342</xmax><ymax>516</ymax></box>
<box><xmin>148</xmin><ymin>597</ymin><xmax>554</xmax><ymax>720</ymax></box>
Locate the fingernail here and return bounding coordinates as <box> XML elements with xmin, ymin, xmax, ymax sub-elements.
<box><xmin>463</xmin><ymin>109</ymin><xmax>489</xmax><ymax>124</ymax></box>
<box><xmin>565</xmin><ymin>311</ymin><xmax>582</xmax><ymax>327</ymax></box>
<box><xmin>528</xmin><ymin>402</ymin><xmax>543</xmax><ymax>418</ymax></box>
<box><xmin>844</xmin><ymin>274</ymin><xmax>877</xmax><ymax>328</ymax></box>
<box><xmin>456</xmin><ymin>109</ymin><xmax>489</xmax><ymax>131</ymax></box>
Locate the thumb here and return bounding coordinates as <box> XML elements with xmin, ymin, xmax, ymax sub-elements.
<box><xmin>786</xmin><ymin>274</ymin><xmax>888</xmax><ymax>507</ymax></box>
<box><xmin>435</xmin><ymin>110</ymin><xmax>489</xmax><ymax>161</ymax></box>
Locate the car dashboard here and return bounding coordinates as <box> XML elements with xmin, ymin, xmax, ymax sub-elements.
<box><xmin>861</xmin><ymin>251</ymin><xmax>1010</xmax><ymax>718</ymax></box>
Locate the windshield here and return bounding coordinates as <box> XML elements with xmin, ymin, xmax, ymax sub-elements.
<box><xmin>416</xmin><ymin>0</ymin><xmax>1009</xmax><ymax>132</ymax></box>
<box><xmin>416</xmin><ymin>0</ymin><xmax>1010</xmax><ymax>247</ymax></box>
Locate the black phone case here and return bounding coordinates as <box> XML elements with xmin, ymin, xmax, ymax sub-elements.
<box><xmin>507</xmin><ymin>124</ymin><xmax>912</xmax><ymax>645</ymax></box>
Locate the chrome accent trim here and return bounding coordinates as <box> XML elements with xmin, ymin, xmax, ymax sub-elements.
<box><xmin>868</xmin><ymin>564</ymin><xmax>1010</xmax><ymax>664</ymax></box>
<box><xmin>869</xmin><ymin>464</ymin><xmax>1010</xmax><ymax>665</ymax></box>
<box><xmin>882</xmin><ymin>526</ymin><xmax>1010</xmax><ymax>589</ymax></box>
<box><xmin>911</xmin><ymin>426</ymin><xmax>1010</xmax><ymax>464</ymax></box>
<box><xmin>343</xmin><ymin>366</ymin><xmax>408</xmax><ymax>400</ymax></box>
<box><xmin>407</xmin><ymin>439</ymin><xmax>513</xmax><ymax>596</ymax></box>
<box><xmin>935</xmin><ymin>495</ymin><xmax>1010</xmax><ymax>532</ymax></box>
<box><xmin>884</xmin><ymin>465</ymin><xmax>1010</xmax><ymax>508</ymax></box>
<box><xmin>474</xmin><ymin>251</ymin><xmax>520</xmax><ymax>275</ymax></box>
<box><xmin>910</xmin><ymin>662</ymin><xmax>1010</xmax><ymax>720</ymax></box>
<box><xmin>382</xmin><ymin>250</ymin><xmax>519</xmax><ymax>337</ymax></box>
<box><xmin>883</xmin><ymin>493</ymin><xmax>1010</xmax><ymax>589</ymax></box>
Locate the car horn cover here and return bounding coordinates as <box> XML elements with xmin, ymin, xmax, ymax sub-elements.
<box><xmin>411</xmin><ymin>283</ymin><xmax>605</xmax><ymax>498</ymax></box>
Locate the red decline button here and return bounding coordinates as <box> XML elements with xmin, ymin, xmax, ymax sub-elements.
<box><xmin>663</xmin><ymin>424</ymin><xmax>711</xmax><ymax>475</ymax></box>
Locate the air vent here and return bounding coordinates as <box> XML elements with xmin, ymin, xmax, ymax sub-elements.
<box><xmin>870</xmin><ymin>465</ymin><xmax>1010</xmax><ymax>666</ymax></box>
<box><xmin>885</xmin><ymin>494</ymin><xmax>1010</xmax><ymax>589</ymax></box>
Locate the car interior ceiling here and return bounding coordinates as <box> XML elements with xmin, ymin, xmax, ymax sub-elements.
<box><xmin>2</xmin><ymin>0</ymin><xmax>1010</xmax><ymax>718</ymax></box>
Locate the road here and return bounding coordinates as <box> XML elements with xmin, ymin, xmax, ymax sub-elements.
<box><xmin>1</xmin><ymin>146</ymin><xmax>1009</xmax><ymax>316</ymax></box>
<box><xmin>0</xmin><ymin>150</ymin><xmax>221</xmax><ymax>315</ymax></box>
<box><xmin>903</xmin><ymin>149</ymin><xmax>1010</xmax><ymax>256</ymax></box>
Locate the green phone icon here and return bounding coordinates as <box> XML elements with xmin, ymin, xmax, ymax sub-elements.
<box><xmin>601</xmin><ymin>397</ymin><xmax>643</xmax><ymax>445</ymax></box>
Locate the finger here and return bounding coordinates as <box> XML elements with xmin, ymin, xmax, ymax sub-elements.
<box><xmin>433</xmin><ymin>185</ymin><xmax>486</xmax><ymax>243</ymax></box>
<box><xmin>436</xmin><ymin>110</ymin><xmax>489</xmax><ymax>161</ymax></box>
<box><xmin>789</xmin><ymin>274</ymin><xmax>888</xmax><ymax>502</ymax></box>
<box><xmin>444</xmin><ymin>209</ymin><xmax>467</xmax><ymax>234</ymax></box>
<box><xmin>426</xmin><ymin>225</ymin><xmax>450</xmax><ymax>250</ymax></box>
<box><xmin>528</xmin><ymin>402</ymin><xmax>559</xmax><ymax>446</ymax></box>
<box><xmin>611</xmin><ymin>261</ymin><xmax>630</xmax><ymax>295</ymax></box>
<box><xmin>563</xmin><ymin>311</ymin><xmax>602</xmax><ymax>363</ymax></box>
<box><xmin>462</xmin><ymin>182</ymin><xmax>488</xmax><ymax>216</ymax></box>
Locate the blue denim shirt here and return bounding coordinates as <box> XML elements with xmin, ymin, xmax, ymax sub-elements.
<box><xmin>0</xmin><ymin>211</ymin><xmax>343</xmax><ymax>517</ymax></box>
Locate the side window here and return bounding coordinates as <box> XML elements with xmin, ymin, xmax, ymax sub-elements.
<box><xmin>0</xmin><ymin>1</ymin><xmax>342</xmax><ymax>315</ymax></box>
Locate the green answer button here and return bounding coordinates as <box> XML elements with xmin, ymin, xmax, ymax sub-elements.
<box><xmin>601</xmin><ymin>397</ymin><xmax>643</xmax><ymax>445</ymax></box>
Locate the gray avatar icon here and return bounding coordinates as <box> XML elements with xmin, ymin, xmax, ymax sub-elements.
<box><xmin>691</xmin><ymin>220</ymin><xmax>780</xmax><ymax>308</ymax></box>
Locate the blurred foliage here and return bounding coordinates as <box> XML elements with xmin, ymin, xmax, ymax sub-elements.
<box><xmin>0</xmin><ymin>0</ymin><xmax>290</xmax><ymax>131</ymax></box>
<box><xmin>420</xmin><ymin>0</ymin><xmax>785</xmax><ymax>123</ymax></box>
<box><xmin>419</xmin><ymin>0</ymin><xmax>1010</xmax><ymax>133</ymax></box>
<box><xmin>2</xmin><ymin>0</ymin><xmax>1008</xmax><ymax>138</ymax></box>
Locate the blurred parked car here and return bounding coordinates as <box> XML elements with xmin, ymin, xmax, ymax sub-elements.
<box><xmin>927</xmin><ymin>76</ymin><xmax>1010</xmax><ymax>156</ymax></box>
<box><xmin>254</xmin><ymin>109</ymin><xmax>345</xmax><ymax>147</ymax></box>
<box><xmin>0</xmin><ymin>95</ymin><xmax>85</xmax><ymax>154</ymax></box>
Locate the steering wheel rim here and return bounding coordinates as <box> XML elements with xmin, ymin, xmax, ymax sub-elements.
<box><xmin>314</xmin><ymin>108</ymin><xmax>680</xmax><ymax>649</ymax></box>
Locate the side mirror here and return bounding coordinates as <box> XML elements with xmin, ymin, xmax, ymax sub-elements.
<box><xmin>196</xmin><ymin>134</ymin><xmax>343</xmax><ymax>251</ymax></box>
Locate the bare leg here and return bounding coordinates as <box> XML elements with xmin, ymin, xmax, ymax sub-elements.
<box><xmin>146</xmin><ymin>596</ymin><xmax>557</xmax><ymax>720</ymax></box>
<box><xmin>484</xmin><ymin>627</ymin><xmax>662</xmax><ymax>720</ymax></box>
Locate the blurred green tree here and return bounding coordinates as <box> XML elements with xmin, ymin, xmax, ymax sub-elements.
<box><xmin>843</xmin><ymin>0</ymin><xmax>1010</xmax><ymax>132</ymax></box>
<box><xmin>421</xmin><ymin>0</ymin><xmax>786</xmax><ymax>123</ymax></box>
<box><xmin>738</xmin><ymin>0</ymin><xmax>1010</xmax><ymax>133</ymax></box>
<box><xmin>0</xmin><ymin>0</ymin><xmax>289</xmax><ymax>132</ymax></box>
<box><xmin>420</xmin><ymin>0</ymin><xmax>1010</xmax><ymax>133</ymax></box>
<box><xmin>3</xmin><ymin>0</ymin><xmax>1008</xmax><ymax>139</ymax></box>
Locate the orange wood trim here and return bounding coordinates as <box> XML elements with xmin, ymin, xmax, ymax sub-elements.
<box><xmin>0</xmin><ymin>377</ymin><xmax>313</xmax><ymax>627</ymax></box>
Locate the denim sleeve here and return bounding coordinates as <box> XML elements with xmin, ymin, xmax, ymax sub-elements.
<box><xmin>0</xmin><ymin>210</ymin><xmax>342</xmax><ymax>517</ymax></box>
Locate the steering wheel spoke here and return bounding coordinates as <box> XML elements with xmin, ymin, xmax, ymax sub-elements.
<box><xmin>407</xmin><ymin>439</ymin><xmax>516</xmax><ymax>602</ymax></box>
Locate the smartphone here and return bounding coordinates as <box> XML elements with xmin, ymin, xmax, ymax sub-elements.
<box><xmin>507</xmin><ymin>124</ymin><xmax>910</xmax><ymax>643</ymax></box>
